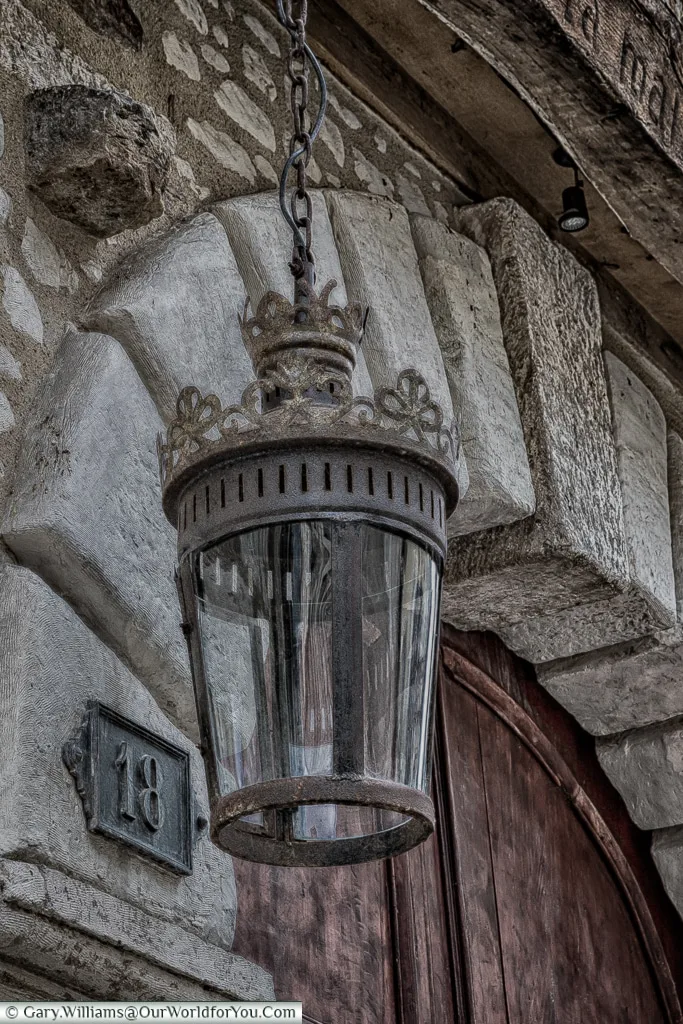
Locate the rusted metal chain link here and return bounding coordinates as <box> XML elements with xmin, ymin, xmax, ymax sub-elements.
<box><xmin>277</xmin><ymin>0</ymin><xmax>327</xmax><ymax>284</ymax></box>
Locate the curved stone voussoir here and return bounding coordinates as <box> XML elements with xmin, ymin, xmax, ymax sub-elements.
<box><xmin>652</xmin><ymin>827</ymin><xmax>683</xmax><ymax>923</ymax></box>
<box><xmin>538</xmin><ymin>630</ymin><xmax>683</xmax><ymax>737</ymax></box>
<box><xmin>83</xmin><ymin>211</ymin><xmax>253</xmax><ymax>424</ymax></box>
<box><xmin>410</xmin><ymin>214</ymin><xmax>534</xmax><ymax>537</ymax></box>
<box><xmin>597</xmin><ymin>719</ymin><xmax>683</xmax><ymax>831</ymax></box>
<box><xmin>325</xmin><ymin>189</ymin><xmax>468</xmax><ymax>497</ymax></box>
<box><xmin>538</xmin><ymin>428</ymin><xmax>683</xmax><ymax>734</ymax></box>
<box><xmin>506</xmin><ymin>350</ymin><xmax>677</xmax><ymax>662</ymax></box>
<box><xmin>0</xmin><ymin>565</ymin><xmax>238</xmax><ymax>954</ymax></box>
<box><xmin>1</xmin><ymin>327</ymin><xmax>196</xmax><ymax>739</ymax></box>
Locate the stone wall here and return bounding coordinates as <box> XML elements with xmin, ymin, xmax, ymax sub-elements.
<box><xmin>1</xmin><ymin>0</ymin><xmax>683</xmax><ymax>996</ymax></box>
<box><xmin>0</xmin><ymin>0</ymin><xmax>467</xmax><ymax>512</ymax></box>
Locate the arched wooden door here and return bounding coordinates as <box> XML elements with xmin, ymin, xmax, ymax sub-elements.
<box><xmin>231</xmin><ymin>630</ymin><xmax>683</xmax><ymax>1023</ymax></box>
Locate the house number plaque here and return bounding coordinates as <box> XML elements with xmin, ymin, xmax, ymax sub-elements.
<box><xmin>63</xmin><ymin>702</ymin><xmax>197</xmax><ymax>874</ymax></box>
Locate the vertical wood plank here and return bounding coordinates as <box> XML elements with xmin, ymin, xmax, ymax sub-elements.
<box><xmin>439</xmin><ymin>669</ymin><xmax>510</xmax><ymax>1024</ymax></box>
<box><xmin>388</xmin><ymin>830</ymin><xmax>457</xmax><ymax>1022</ymax></box>
<box><xmin>231</xmin><ymin>858</ymin><xmax>397</xmax><ymax>1023</ymax></box>
<box><xmin>477</xmin><ymin>704</ymin><xmax>669</xmax><ymax>1023</ymax></box>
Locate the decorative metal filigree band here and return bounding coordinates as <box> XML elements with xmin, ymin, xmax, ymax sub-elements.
<box><xmin>240</xmin><ymin>279</ymin><xmax>365</xmax><ymax>355</ymax></box>
<box><xmin>158</xmin><ymin>360</ymin><xmax>459</xmax><ymax>492</ymax></box>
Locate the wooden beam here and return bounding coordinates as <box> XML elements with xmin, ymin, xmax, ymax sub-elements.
<box><xmin>307</xmin><ymin>0</ymin><xmax>555</xmax><ymax>224</ymax></box>
<box><xmin>310</xmin><ymin>0</ymin><xmax>683</xmax><ymax>382</ymax></box>
<box><xmin>416</xmin><ymin>0</ymin><xmax>683</xmax><ymax>283</ymax></box>
<box><xmin>542</xmin><ymin>0</ymin><xmax>683</xmax><ymax>168</ymax></box>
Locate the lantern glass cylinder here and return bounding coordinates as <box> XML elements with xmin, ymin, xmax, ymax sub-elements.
<box><xmin>192</xmin><ymin>517</ymin><xmax>441</xmax><ymax>863</ymax></box>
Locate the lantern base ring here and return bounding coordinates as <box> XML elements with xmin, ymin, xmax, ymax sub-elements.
<box><xmin>211</xmin><ymin>777</ymin><xmax>435</xmax><ymax>867</ymax></box>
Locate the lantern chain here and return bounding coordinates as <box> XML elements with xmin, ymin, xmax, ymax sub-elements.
<box><xmin>277</xmin><ymin>0</ymin><xmax>327</xmax><ymax>290</ymax></box>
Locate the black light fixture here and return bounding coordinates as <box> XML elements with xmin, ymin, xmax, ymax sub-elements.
<box><xmin>157</xmin><ymin>0</ymin><xmax>460</xmax><ymax>867</ymax></box>
<box><xmin>554</xmin><ymin>147</ymin><xmax>590</xmax><ymax>233</ymax></box>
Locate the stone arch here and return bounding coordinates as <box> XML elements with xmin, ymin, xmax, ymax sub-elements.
<box><xmin>2</xmin><ymin>188</ymin><xmax>534</xmax><ymax>740</ymax></box>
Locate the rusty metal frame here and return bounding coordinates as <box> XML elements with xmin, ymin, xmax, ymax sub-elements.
<box><xmin>212</xmin><ymin>778</ymin><xmax>435</xmax><ymax>867</ymax></box>
<box><xmin>176</xmin><ymin>507</ymin><xmax>443</xmax><ymax>867</ymax></box>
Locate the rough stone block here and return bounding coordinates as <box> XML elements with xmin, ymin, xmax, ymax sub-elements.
<box><xmin>604</xmin><ymin>353</ymin><xmax>676</xmax><ymax>619</ymax></box>
<box><xmin>213</xmin><ymin>190</ymin><xmax>373</xmax><ymax>396</ymax></box>
<box><xmin>410</xmin><ymin>214</ymin><xmax>534</xmax><ymax>536</ymax></box>
<box><xmin>24</xmin><ymin>86</ymin><xmax>175</xmax><ymax>237</ymax></box>
<box><xmin>651</xmin><ymin>827</ymin><xmax>683</xmax><ymax>921</ymax></box>
<box><xmin>0</xmin><ymin>565</ymin><xmax>234</xmax><ymax>949</ymax></box>
<box><xmin>84</xmin><ymin>211</ymin><xmax>253</xmax><ymax>424</ymax></box>
<box><xmin>538</xmin><ymin>431</ymin><xmax>683</xmax><ymax>735</ymax></box>
<box><xmin>2</xmin><ymin>328</ymin><xmax>195</xmax><ymax>736</ymax></box>
<box><xmin>507</xmin><ymin>352</ymin><xmax>676</xmax><ymax>662</ymax></box>
<box><xmin>443</xmin><ymin>198</ymin><xmax>628</xmax><ymax>661</ymax></box>
<box><xmin>326</xmin><ymin>190</ymin><xmax>468</xmax><ymax>495</ymax></box>
<box><xmin>596</xmin><ymin>719</ymin><xmax>683</xmax><ymax>829</ymax></box>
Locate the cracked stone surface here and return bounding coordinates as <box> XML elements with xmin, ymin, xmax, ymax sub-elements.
<box><xmin>411</xmin><ymin>214</ymin><xmax>534</xmax><ymax>537</ymax></box>
<box><xmin>24</xmin><ymin>85</ymin><xmax>175</xmax><ymax>237</ymax></box>
<box><xmin>442</xmin><ymin>198</ymin><xmax>628</xmax><ymax>662</ymax></box>
<box><xmin>2</xmin><ymin>327</ymin><xmax>196</xmax><ymax>738</ymax></box>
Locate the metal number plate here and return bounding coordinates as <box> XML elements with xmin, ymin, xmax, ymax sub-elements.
<box><xmin>63</xmin><ymin>703</ymin><xmax>195</xmax><ymax>874</ymax></box>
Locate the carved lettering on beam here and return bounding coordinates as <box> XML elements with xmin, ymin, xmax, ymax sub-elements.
<box><xmin>545</xmin><ymin>0</ymin><xmax>683</xmax><ymax>159</ymax></box>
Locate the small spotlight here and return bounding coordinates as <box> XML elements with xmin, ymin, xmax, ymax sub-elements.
<box><xmin>553</xmin><ymin>146</ymin><xmax>590</xmax><ymax>233</ymax></box>
<box><xmin>559</xmin><ymin>182</ymin><xmax>590</xmax><ymax>232</ymax></box>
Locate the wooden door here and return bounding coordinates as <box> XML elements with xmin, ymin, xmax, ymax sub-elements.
<box><xmin>231</xmin><ymin>630</ymin><xmax>683</xmax><ymax>1023</ymax></box>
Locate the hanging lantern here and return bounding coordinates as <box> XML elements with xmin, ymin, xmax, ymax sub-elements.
<box><xmin>157</xmin><ymin>0</ymin><xmax>460</xmax><ymax>867</ymax></box>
